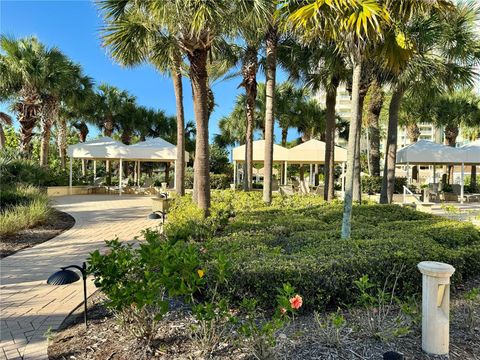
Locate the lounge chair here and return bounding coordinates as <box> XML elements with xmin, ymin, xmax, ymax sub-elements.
<box><xmin>299</xmin><ymin>180</ymin><xmax>311</xmax><ymax>195</ymax></box>
<box><xmin>452</xmin><ymin>184</ymin><xmax>480</xmax><ymax>203</ymax></box>
<box><xmin>135</xmin><ymin>178</ymin><xmax>154</xmax><ymax>195</ymax></box>
<box><xmin>279</xmin><ymin>185</ymin><xmax>296</xmax><ymax>197</ymax></box>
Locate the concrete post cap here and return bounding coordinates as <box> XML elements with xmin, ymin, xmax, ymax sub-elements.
<box><xmin>417</xmin><ymin>261</ymin><xmax>455</xmax><ymax>277</ymax></box>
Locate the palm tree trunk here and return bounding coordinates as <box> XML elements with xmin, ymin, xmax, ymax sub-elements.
<box><xmin>341</xmin><ymin>61</ymin><xmax>362</xmax><ymax>239</ymax></box>
<box><xmin>187</xmin><ymin>48</ymin><xmax>210</xmax><ymax>215</ymax></box>
<box><xmin>406</xmin><ymin>123</ymin><xmax>420</xmax><ymax>143</ymax></box>
<box><xmin>57</xmin><ymin>116</ymin><xmax>68</xmax><ymax>170</ymax></box>
<box><xmin>172</xmin><ymin>55</ymin><xmax>186</xmax><ymax>196</ymax></box>
<box><xmin>380</xmin><ymin>86</ymin><xmax>404</xmax><ymax>204</ymax></box>
<box><xmin>324</xmin><ymin>84</ymin><xmax>338</xmax><ymax>201</ymax></box>
<box><xmin>16</xmin><ymin>102</ymin><xmax>39</xmax><ymax>156</ymax></box>
<box><xmin>471</xmin><ymin>165</ymin><xmax>477</xmax><ymax>193</ymax></box>
<box><xmin>444</xmin><ymin>124</ymin><xmax>459</xmax><ymax>184</ymax></box>
<box><xmin>366</xmin><ymin>80</ymin><xmax>383</xmax><ymax>177</ymax></box>
<box><xmin>243</xmin><ymin>46</ymin><xmax>258</xmax><ymax>192</ymax></box>
<box><xmin>0</xmin><ymin>124</ymin><xmax>5</xmax><ymax>149</ymax></box>
<box><xmin>40</xmin><ymin>116</ymin><xmax>52</xmax><ymax>167</ymax></box>
<box><xmin>263</xmin><ymin>25</ymin><xmax>277</xmax><ymax>205</ymax></box>
<box><xmin>353</xmin><ymin>90</ymin><xmax>367</xmax><ymax>202</ymax></box>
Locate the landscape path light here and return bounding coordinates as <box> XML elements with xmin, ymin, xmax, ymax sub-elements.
<box><xmin>47</xmin><ymin>262</ymin><xmax>88</xmax><ymax>328</ymax></box>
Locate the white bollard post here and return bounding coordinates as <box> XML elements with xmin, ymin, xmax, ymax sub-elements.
<box><xmin>417</xmin><ymin>261</ymin><xmax>455</xmax><ymax>356</ymax></box>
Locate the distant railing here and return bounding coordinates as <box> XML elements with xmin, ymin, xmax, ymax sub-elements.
<box><xmin>403</xmin><ymin>185</ymin><xmax>422</xmax><ymax>204</ymax></box>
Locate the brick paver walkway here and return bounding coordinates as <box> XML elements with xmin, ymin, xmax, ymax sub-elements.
<box><xmin>0</xmin><ymin>195</ymin><xmax>157</xmax><ymax>360</ymax></box>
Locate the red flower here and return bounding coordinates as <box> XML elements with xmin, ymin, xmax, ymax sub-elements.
<box><xmin>289</xmin><ymin>295</ymin><xmax>303</xmax><ymax>310</ymax></box>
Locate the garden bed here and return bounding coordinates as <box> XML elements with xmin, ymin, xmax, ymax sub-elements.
<box><xmin>48</xmin><ymin>276</ymin><xmax>479</xmax><ymax>360</ymax></box>
<box><xmin>0</xmin><ymin>209</ymin><xmax>75</xmax><ymax>258</ymax></box>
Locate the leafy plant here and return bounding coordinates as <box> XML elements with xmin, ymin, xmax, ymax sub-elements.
<box><xmin>314</xmin><ymin>309</ymin><xmax>349</xmax><ymax>348</ymax></box>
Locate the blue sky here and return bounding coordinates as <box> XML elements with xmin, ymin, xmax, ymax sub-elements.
<box><xmin>0</xmin><ymin>0</ymin><xmax>299</xmax><ymax>144</ymax></box>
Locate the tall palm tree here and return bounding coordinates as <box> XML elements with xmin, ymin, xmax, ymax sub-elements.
<box><xmin>99</xmin><ymin>6</ymin><xmax>188</xmax><ymax>196</ymax></box>
<box><xmin>380</xmin><ymin>2</ymin><xmax>480</xmax><ymax>203</ymax></box>
<box><xmin>39</xmin><ymin>57</ymin><xmax>86</xmax><ymax>167</ymax></box>
<box><xmin>93</xmin><ymin>83</ymin><xmax>135</xmax><ymax>184</ymax></box>
<box><xmin>99</xmin><ymin>0</ymin><xmax>268</xmax><ymax>215</ymax></box>
<box><xmin>365</xmin><ymin>79</ymin><xmax>385</xmax><ymax>176</ymax></box>
<box><xmin>282</xmin><ymin>0</ymin><xmax>390</xmax><ymax>238</ymax></box>
<box><xmin>263</xmin><ymin>21</ymin><xmax>279</xmax><ymax>205</ymax></box>
<box><xmin>0</xmin><ymin>112</ymin><xmax>13</xmax><ymax>149</ymax></box>
<box><xmin>0</xmin><ymin>36</ymin><xmax>49</xmax><ymax>155</ymax></box>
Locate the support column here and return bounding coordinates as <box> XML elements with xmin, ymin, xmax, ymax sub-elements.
<box><xmin>119</xmin><ymin>158</ymin><xmax>123</xmax><ymax>197</ymax></box>
<box><xmin>406</xmin><ymin>162</ymin><xmax>410</xmax><ymax>185</ymax></box>
<box><xmin>138</xmin><ymin>161</ymin><xmax>141</xmax><ymax>186</ymax></box>
<box><xmin>433</xmin><ymin>165</ymin><xmax>436</xmax><ymax>184</ymax></box>
<box><xmin>341</xmin><ymin>162</ymin><xmax>345</xmax><ymax>195</ymax></box>
<box><xmin>460</xmin><ymin>162</ymin><xmax>464</xmax><ymax>204</ymax></box>
<box><xmin>284</xmin><ymin>161</ymin><xmax>288</xmax><ymax>185</ymax></box>
<box><xmin>233</xmin><ymin>160</ymin><xmax>237</xmax><ymax>187</ymax></box>
<box><xmin>174</xmin><ymin>160</ymin><xmax>177</xmax><ymax>190</ymax></box>
<box><xmin>93</xmin><ymin>160</ymin><xmax>97</xmax><ymax>181</ymax></box>
<box><xmin>69</xmin><ymin>157</ymin><xmax>73</xmax><ymax>194</ymax></box>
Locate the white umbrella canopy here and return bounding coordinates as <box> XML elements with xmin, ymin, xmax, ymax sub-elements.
<box><xmin>126</xmin><ymin>137</ymin><xmax>189</xmax><ymax>162</ymax></box>
<box><xmin>287</xmin><ymin>139</ymin><xmax>348</xmax><ymax>164</ymax></box>
<box><xmin>67</xmin><ymin>136</ymin><xmax>127</xmax><ymax>159</ymax></box>
<box><xmin>232</xmin><ymin>140</ymin><xmax>289</xmax><ymax>163</ymax></box>
<box><xmin>396</xmin><ymin>140</ymin><xmax>464</xmax><ymax>165</ymax></box>
<box><xmin>460</xmin><ymin>139</ymin><xmax>480</xmax><ymax>164</ymax></box>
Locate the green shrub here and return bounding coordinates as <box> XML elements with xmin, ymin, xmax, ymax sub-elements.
<box><xmin>183</xmin><ymin>170</ymin><xmax>230</xmax><ymax>190</ymax></box>
<box><xmin>210</xmin><ymin>174</ymin><xmax>231</xmax><ymax>189</ymax></box>
<box><xmin>164</xmin><ymin>191</ymin><xmax>480</xmax><ymax>310</ymax></box>
<box><xmin>0</xmin><ymin>185</ymin><xmax>51</xmax><ymax>236</ymax></box>
<box><xmin>361</xmin><ymin>176</ymin><xmax>408</xmax><ymax>194</ymax></box>
<box><xmin>88</xmin><ymin>229</ymin><xmax>205</xmax><ymax>342</ymax></box>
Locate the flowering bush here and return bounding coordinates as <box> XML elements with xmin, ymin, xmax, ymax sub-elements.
<box><xmin>88</xmin><ymin>229</ymin><xmax>205</xmax><ymax>343</ymax></box>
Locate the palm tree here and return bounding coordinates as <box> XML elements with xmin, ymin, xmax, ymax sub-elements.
<box><xmin>99</xmin><ymin>6</ymin><xmax>188</xmax><ymax>196</ymax></box>
<box><xmin>56</xmin><ymin>68</ymin><xmax>94</xmax><ymax>169</ymax></box>
<box><xmin>39</xmin><ymin>56</ymin><xmax>87</xmax><ymax>167</ymax></box>
<box><xmin>0</xmin><ymin>36</ymin><xmax>49</xmax><ymax>155</ymax></box>
<box><xmin>263</xmin><ymin>21</ymin><xmax>279</xmax><ymax>205</ymax></box>
<box><xmin>0</xmin><ymin>112</ymin><xmax>13</xmax><ymax>149</ymax></box>
<box><xmin>93</xmin><ymin>83</ymin><xmax>135</xmax><ymax>184</ymax></box>
<box><xmin>380</xmin><ymin>2</ymin><xmax>480</xmax><ymax>203</ymax></box>
<box><xmin>98</xmin><ymin>0</ymin><xmax>268</xmax><ymax>215</ymax></box>
<box><xmin>282</xmin><ymin>0</ymin><xmax>390</xmax><ymax>238</ymax></box>
<box><xmin>365</xmin><ymin>79</ymin><xmax>385</xmax><ymax>176</ymax></box>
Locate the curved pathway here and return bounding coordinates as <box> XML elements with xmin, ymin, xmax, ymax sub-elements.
<box><xmin>0</xmin><ymin>195</ymin><xmax>156</xmax><ymax>360</ymax></box>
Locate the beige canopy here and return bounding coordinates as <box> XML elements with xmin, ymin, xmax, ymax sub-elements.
<box><xmin>232</xmin><ymin>139</ymin><xmax>289</xmax><ymax>163</ymax></box>
<box><xmin>287</xmin><ymin>139</ymin><xmax>348</xmax><ymax>164</ymax></box>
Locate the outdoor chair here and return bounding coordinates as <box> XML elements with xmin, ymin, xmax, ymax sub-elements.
<box><xmin>135</xmin><ymin>177</ymin><xmax>154</xmax><ymax>195</ymax></box>
<box><xmin>279</xmin><ymin>185</ymin><xmax>296</xmax><ymax>197</ymax></box>
<box><xmin>86</xmin><ymin>177</ymin><xmax>104</xmax><ymax>193</ymax></box>
<box><xmin>451</xmin><ymin>183</ymin><xmax>480</xmax><ymax>203</ymax></box>
<box><xmin>299</xmin><ymin>180</ymin><xmax>311</xmax><ymax>195</ymax></box>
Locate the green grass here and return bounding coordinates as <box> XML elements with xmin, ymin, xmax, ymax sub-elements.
<box><xmin>165</xmin><ymin>191</ymin><xmax>480</xmax><ymax>309</ymax></box>
<box><xmin>0</xmin><ymin>185</ymin><xmax>51</xmax><ymax>236</ymax></box>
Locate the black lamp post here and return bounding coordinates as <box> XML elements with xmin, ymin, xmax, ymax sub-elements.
<box><xmin>47</xmin><ymin>262</ymin><xmax>88</xmax><ymax>328</ymax></box>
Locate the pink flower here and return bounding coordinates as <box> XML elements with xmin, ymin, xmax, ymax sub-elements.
<box><xmin>280</xmin><ymin>307</ymin><xmax>287</xmax><ymax>315</ymax></box>
<box><xmin>289</xmin><ymin>295</ymin><xmax>303</xmax><ymax>310</ymax></box>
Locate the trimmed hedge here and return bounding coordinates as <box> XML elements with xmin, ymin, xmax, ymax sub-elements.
<box><xmin>361</xmin><ymin>176</ymin><xmax>408</xmax><ymax>194</ymax></box>
<box><xmin>165</xmin><ymin>191</ymin><xmax>480</xmax><ymax>310</ymax></box>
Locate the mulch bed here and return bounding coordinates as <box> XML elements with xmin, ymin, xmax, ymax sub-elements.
<box><xmin>0</xmin><ymin>209</ymin><xmax>75</xmax><ymax>258</ymax></box>
<box><xmin>48</xmin><ymin>278</ymin><xmax>479</xmax><ymax>360</ymax></box>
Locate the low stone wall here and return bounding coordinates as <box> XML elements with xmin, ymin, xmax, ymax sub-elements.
<box><xmin>47</xmin><ymin>186</ymin><xmax>89</xmax><ymax>196</ymax></box>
